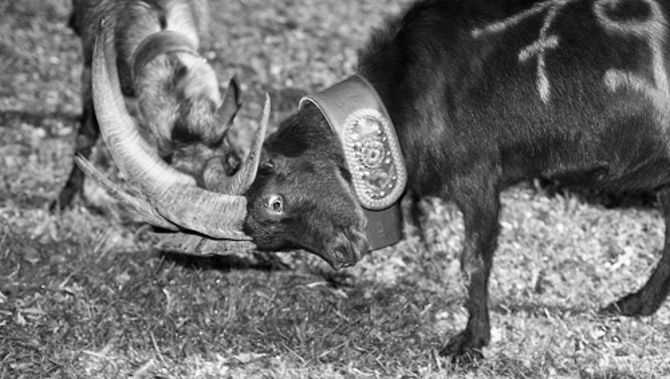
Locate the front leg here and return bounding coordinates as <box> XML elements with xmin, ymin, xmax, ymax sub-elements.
<box><xmin>439</xmin><ymin>175</ymin><xmax>501</xmax><ymax>363</ymax></box>
<box><xmin>52</xmin><ymin>67</ymin><xmax>100</xmax><ymax>210</ymax></box>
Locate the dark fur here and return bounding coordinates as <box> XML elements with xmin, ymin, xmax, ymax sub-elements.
<box><xmin>54</xmin><ymin>0</ymin><xmax>234</xmax><ymax>209</ymax></box>
<box><xmin>244</xmin><ymin>105</ymin><xmax>368</xmax><ymax>267</ymax></box>
<box><xmin>244</xmin><ymin>0</ymin><xmax>670</xmax><ymax>362</ymax></box>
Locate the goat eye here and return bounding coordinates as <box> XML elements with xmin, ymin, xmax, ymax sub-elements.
<box><xmin>264</xmin><ymin>194</ymin><xmax>283</xmax><ymax>214</ymax></box>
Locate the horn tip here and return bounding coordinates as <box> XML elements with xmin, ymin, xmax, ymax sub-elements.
<box><xmin>229</xmin><ymin>75</ymin><xmax>240</xmax><ymax>88</ymax></box>
<box><xmin>261</xmin><ymin>93</ymin><xmax>272</xmax><ymax>118</ymax></box>
<box><xmin>73</xmin><ymin>153</ymin><xmax>90</xmax><ymax>169</ymax></box>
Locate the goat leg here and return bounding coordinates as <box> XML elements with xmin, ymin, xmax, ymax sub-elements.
<box><xmin>439</xmin><ymin>169</ymin><xmax>501</xmax><ymax>364</ymax></box>
<box><xmin>52</xmin><ymin>68</ymin><xmax>100</xmax><ymax>210</ymax></box>
<box><xmin>601</xmin><ymin>188</ymin><xmax>670</xmax><ymax>316</ymax></box>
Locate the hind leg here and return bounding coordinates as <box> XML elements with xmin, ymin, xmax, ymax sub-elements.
<box><xmin>601</xmin><ymin>188</ymin><xmax>670</xmax><ymax>316</ymax></box>
<box><xmin>52</xmin><ymin>68</ymin><xmax>100</xmax><ymax>210</ymax></box>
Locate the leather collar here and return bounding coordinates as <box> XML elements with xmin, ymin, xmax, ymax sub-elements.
<box><xmin>132</xmin><ymin>30</ymin><xmax>199</xmax><ymax>78</ymax></box>
<box><xmin>300</xmin><ymin>75</ymin><xmax>407</xmax><ymax>250</ymax></box>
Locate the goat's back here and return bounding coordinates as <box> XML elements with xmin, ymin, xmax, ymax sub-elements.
<box><xmin>359</xmin><ymin>0</ymin><xmax>670</xmax><ymax>195</ymax></box>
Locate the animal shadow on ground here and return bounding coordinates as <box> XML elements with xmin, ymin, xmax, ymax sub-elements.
<box><xmin>159</xmin><ymin>250</ymin><xmax>290</xmax><ymax>273</ymax></box>
<box><xmin>158</xmin><ymin>247</ymin><xmax>356</xmax><ymax>287</ymax></box>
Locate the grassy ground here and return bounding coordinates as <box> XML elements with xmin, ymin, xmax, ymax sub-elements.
<box><xmin>2</xmin><ymin>0</ymin><xmax>670</xmax><ymax>377</ymax></box>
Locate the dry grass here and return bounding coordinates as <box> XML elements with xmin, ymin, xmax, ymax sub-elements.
<box><xmin>1</xmin><ymin>0</ymin><xmax>670</xmax><ymax>378</ymax></box>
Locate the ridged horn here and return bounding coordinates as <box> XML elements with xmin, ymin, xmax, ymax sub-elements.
<box><xmin>228</xmin><ymin>93</ymin><xmax>270</xmax><ymax>193</ymax></box>
<box><xmin>217</xmin><ymin>76</ymin><xmax>242</xmax><ymax>125</ymax></box>
<box><xmin>85</xmin><ymin>18</ymin><xmax>266</xmax><ymax>240</ymax></box>
<box><xmin>205</xmin><ymin>94</ymin><xmax>270</xmax><ymax>194</ymax></box>
<box><xmin>74</xmin><ymin>154</ymin><xmax>178</xmax><ymax>230</ymax></box>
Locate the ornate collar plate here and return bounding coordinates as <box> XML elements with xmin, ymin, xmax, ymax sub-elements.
<box><xmin>300</xmin><ymin>75</ymin><xmax>407</xmax><ymax>250</ymax></box>
<box><xmin>299</xmin><ymin>75</ymin><xmax>407</xmax><ymax>210</ymax></box>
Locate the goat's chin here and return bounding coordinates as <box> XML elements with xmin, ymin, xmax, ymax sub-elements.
<box><xmin>276</xmin><ymin>241</ymin><xmax>349</xmax><ymax>270</ymax></box>
<box><xmin>306</xmin><ymin>245</ymin><xmax>362</xmax><ymax>270</ymax></box>
<box><xmin>245</xmin><ymin>228</ymin><xmax>367</xmax><ymax>270</ymax></box>
<box><xmin>304</xmin><ymin>250</ymin><xmax>346</xmax><ymax>270</ymax></box>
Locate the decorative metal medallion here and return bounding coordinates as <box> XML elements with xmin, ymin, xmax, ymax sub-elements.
<box><xmin>342</xmin><ymin>109</ymin><xmax>407</xmax><ymax>210</ymax></box>
<box><xmin>299</xmin><ymin>74</ymin><xmax>407</xmax><ymax>212</ymax></box>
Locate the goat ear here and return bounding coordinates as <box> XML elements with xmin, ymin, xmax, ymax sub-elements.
<box><xmin>258</xmin><ymin>150</ymin><xmax>275</xmax><ymax>173</ymax></box>
<box><xmin>218</xmin><ymin>76</ymin><xmax>242</xmax><ymax>125</ymax></box>
<box><xmin>258</xmin><ymin>152</ymin><xmax>289</xmax><ymax>175</ymax></box>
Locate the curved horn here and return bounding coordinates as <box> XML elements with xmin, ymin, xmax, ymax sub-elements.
<box><xmin>205</xmin><ymin>94</ymin><xmax>270</xmax><ymax>194</ymax></box>
<box><xmin>89</xmin><ymin>18</ymin><xmax>257</xmax><ymax>240</ymax></box>
<box><xmin>228</xmin><ymin>94</ymin><xmax>270</xmax><ymax>193</ymax></box>
<box><xmin>93</xmin><ymin>19</ymin><xmax>195</xmax><ymax>187</ymax></box>
<box><xmin>217</xmin><ymin>76</ymin><xmax>242</xmax><ymax>125</ymax></box>
<box><xmin>74</xmin><ymin>154</ymin><xmax>178</xmax><ymax>230</ymax></box>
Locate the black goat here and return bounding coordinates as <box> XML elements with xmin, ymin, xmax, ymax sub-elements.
<box><xmin>241</xmin><ymin>0</ymin><xmax>670</xmax><ymax>362</ymax></box>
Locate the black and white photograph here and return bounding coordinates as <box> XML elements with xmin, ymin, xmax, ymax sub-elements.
<box><xmin>1</xmin><ymin>0</ymin><xmax>670</xmax><ymax>377</ymax></box>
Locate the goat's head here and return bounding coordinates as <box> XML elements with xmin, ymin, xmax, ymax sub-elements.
<box><xmin>243</xmin><ymin>75</ymin><xmax>408</xmax><ymax>269</ymax></box>
<box><xmin>242</xmin><ymin>104</ymin><xmax>370</xmax><ymax>269</ymax></box>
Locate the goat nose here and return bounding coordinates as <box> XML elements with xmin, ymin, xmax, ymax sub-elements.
<box><xmin>350</xmin><ymin>229</ymin><xmax>370</xmax><ymax>260</ymax></box>
<box><xmin>329</xmin><ymin>244</ymin><xmax>357</xmax><ymax>268</ymax></box>
<box><xmin>359</xmin><ymin>237</ymin><xmax>370</xmax><ymax>256</ymax></box>
<box><xmin>345</xmin><ymin>235</ymin><xmax>368</xmax><ymax>265</ymax></box>
<box><xmin>332</xmin><ymin>248</ymin><xmax>346</xmax><ymax>263</ymax></box>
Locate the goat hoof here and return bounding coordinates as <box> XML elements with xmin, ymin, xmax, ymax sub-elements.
<box><xmin>49</xmin><ymin>197</ymin><xmax>69</xmax><ymax>213</ymax></box>
<box><xmin>598</xmin><ymin>303</ymin><xmax>622</xmax><ymax>317</ymax></box>
<box><xmin>50</xmin><ymin>188</ymin><xmax>79</xmax><ymax>212</ymax></box>
<box><xmin>600</xmin><ymin>293</ymin><xmax>659</xmax><ymax>317</ymax></box>
<box><xmin>48</xmin><ymin>199</ymin><xmax>60</xmax><ymax>213</ymax></box>
<box><xmin>439</xmin><ymin>331</ymin><xmax>485</xmax><ymax>365</ymax></box>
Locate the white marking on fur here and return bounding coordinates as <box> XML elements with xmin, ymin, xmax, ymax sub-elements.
<box><xmin>472</xmin><ymin>0</ymin><xmax>669</xmax><ymax>118</ymax></box>
<box><xmin>473</xmin><ymin>0</ymin><xmax>577</xmax><ymax>103</ymax></box>
<box><xmin>472</xmin><ymin>1</ymin><xmax>556</xmax><ymax>38</ymax></box>
<box><xmin>520</xmin><ymin>35</ymin><xmax>560</xmax><ymax>102</ymax></box>
<box><xmin>521</xmin><ymin>1</ymin><xmax>569</xmax><ymax>103</ymax></box>
<box><xmin>594</xmin><ymin>0</ymin><xmax>670</xmax><ymax>127</ymax></box>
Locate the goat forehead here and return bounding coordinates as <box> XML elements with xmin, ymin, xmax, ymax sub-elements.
<box><xmin>295</xmin><ymin>171</ymin><xmax>351</xmax><ymax>196</ymax></box>
<box><xmin>305</xmin><ymin>169</ymin><xmax>361</xmax><ymax>217</ymax></box>
<box><xmin>295</xmin><ymin>203</ymin><xmax>357</xmax><ymax>233</ymax></box>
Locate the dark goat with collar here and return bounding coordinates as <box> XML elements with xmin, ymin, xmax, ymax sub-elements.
<box><xmin>242</xmin><ymin>0</ymin><xmax>670</xmax><ymax>362</ymax></box>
